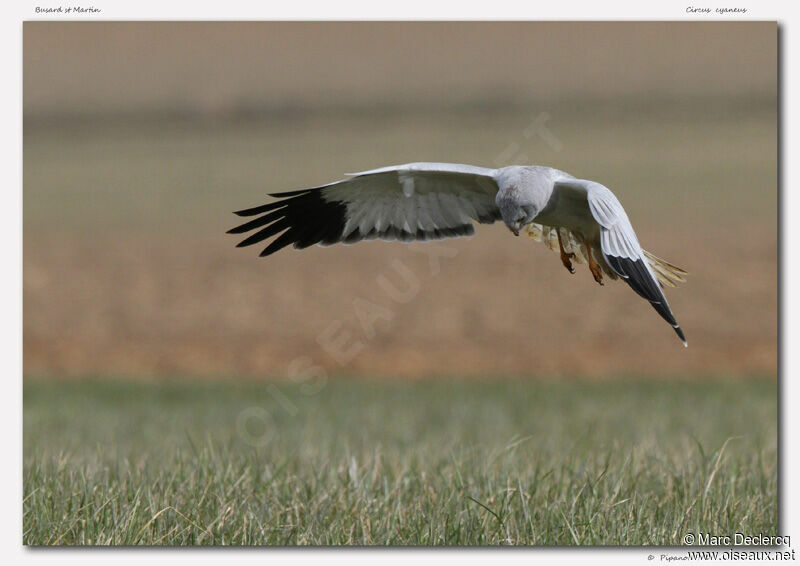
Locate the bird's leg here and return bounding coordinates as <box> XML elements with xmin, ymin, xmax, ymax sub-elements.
<box><xmin>585</xmin><ymin>237</ymin><xmax>604</xmax><ymax>285</ymax></box>
<box><xmin>556</xmin><ymin>229</ymin><xmax>575</xmax><ymax>274</ymax></box>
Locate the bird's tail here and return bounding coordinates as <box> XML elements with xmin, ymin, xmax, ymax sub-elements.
<box><xmin>642</xmin><ymin>250</ymin><xmax>688</xmax><ymax>288</ymax></box>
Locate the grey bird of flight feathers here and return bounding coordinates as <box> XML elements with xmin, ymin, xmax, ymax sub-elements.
<box><xmin>228</xmin><ymin>162</ymin><xmax>688</xmax><ymax>345</ymax></box>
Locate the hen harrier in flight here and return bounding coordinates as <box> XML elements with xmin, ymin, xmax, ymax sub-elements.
<box><xmin>228</xmin><ymin>163</ymin><xmax>687</xmax><ymax>345</ymax></box>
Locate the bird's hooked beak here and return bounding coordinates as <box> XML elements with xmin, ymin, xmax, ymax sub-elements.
<box><xmin>504</xmin><ymin>211</ymin><xmax>532</xmax><ymax>237</ymax></box>
<box><xmin>508</xmin><ymin>221</ymin><xmax>523</xmax><ymax>237</ymax></box>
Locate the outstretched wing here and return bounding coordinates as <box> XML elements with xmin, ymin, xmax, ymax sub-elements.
<box><xmin>554</xmin><ymin>178</ymin><xmax>687</xmax><ymax>346</ymax></box>
<box><xmin>228</xmin><ymin>162</ymin><xmax>501</xmax><ymax>257</ymax></box>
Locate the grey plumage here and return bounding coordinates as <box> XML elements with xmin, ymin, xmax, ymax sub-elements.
<box><xmin>229</xmin><ymin>162</ymin><xmax>687</xmax><ymax>345</ymax></box>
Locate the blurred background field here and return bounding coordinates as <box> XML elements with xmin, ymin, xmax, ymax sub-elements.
<box><xmin>23</xmin><ymin>21</ymin><xmax>777</xmax><ymax>380</ymax></box>
<box><xmin>22</xmin><ymin>22</ymin><xmax>777</xmax><ymax>545</ymax></box>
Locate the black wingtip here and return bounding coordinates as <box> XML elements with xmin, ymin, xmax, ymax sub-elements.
<box><xmin>673</xmin><ymin>325</ymin><xmax>687</xmax><ymax>347</ymax></box>
<box><xmin>268</xmin><ymin>188</ymin><xmax>315</xmax><ymax>198</ymax></box>
<box><xmin>605</xmin><ymin>254</ymin><xmax>687</xmax><ymax>347</ymax></box>
<box><xmin>233</xmin><ymin>200</ymin><xmax>287</xmax><ymax>217</ymax></box>
<box><xmin>233</xmin><ymin>207</ymin><xmax>263</xmax><ymax>217</ymax></box>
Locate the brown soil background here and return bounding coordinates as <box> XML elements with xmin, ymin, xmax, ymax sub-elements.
<box><xmin>23</xmin><ymin>22</ymin><xmax>777</xmax><ymax>379</ymax></box>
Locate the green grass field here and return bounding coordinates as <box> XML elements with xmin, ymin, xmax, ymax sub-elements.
<box><xmin>23</xmin><ymin>377</ymin><xmax>777</xmax><ymax>546</ymax></box>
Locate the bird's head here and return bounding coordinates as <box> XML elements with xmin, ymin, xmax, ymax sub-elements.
<box><xmin>495</xmin><ymin>170</ymin><xmax>550</xmax><ymax>236</ymax></box>
<box><xmin>500</xmin><ymin>204</ymin><xmax>538</xmax><ymax>236</ymax></box>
